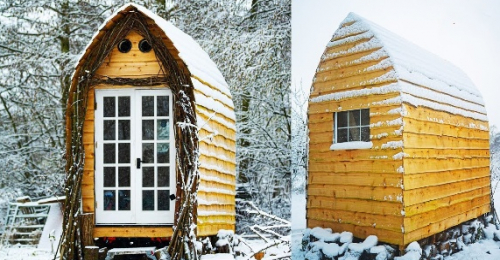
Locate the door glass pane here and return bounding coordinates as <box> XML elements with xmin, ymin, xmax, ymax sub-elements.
<box><xmin>118</xmin><ymin>143</ymin><xmax>130</xmax><ymax>163</ymax></box>
<box><xmin>142</xmin><ymin>167</ymin><xmax>154</xmax><ymax>187</ymax></box>
<box><xmin>158</xmin><ymin>167</ymin><xmax>169</xmax><ymax>187</ymax></box>
<box><xmin>104</xmin><ymin>144</ymin><xmax>115</xmax><ymax>164</ymax></box>
<box><xmin>104</xmin><ymin>97</ymin><xmax>115</xmax><ymax>117</ymax></box>
<box><xmin>104</xmin><ymin>190</ymin><xmax>115</xmax><ymax>210</ymax></box>
<box><xmin>142</xmin><ymin>143</ymin><xmax>154</xmax><ymax>163</ymax></box>
<box><xmin>118</xmin><ymin>96</ymin><xmax>130</xmax><ymax>117</ymax></box>
<box><xmin>142</xmin><ymin>96</ymin><xmax>154</xmax><ymax>116</ymax></box>
<box><xmin>103</xmin><ymin>167</ymin><xmax>115</xmax><ymax>187</ymax></box>
<box><xmin>118</xmin><ymin>120</ymin><xmax>130</xmax><ymax>140</ymax></box>
<box><xmin>157</xmin><ymin>96</ymin><xmax>169</xmax><ymax>116</ymax></box>
<box><xmin>142</xmin><ymin>190</ymin><xmax>154</xmax><ymax>210</ymax></box>
<box><xmin>103</xmin><ymin>120</ymin><xmax>115</xmax><ymax>140</ymax></box>
<box><xmin>158</xmin><ymin>190</ymin><xmax>169</xmax><ymax>210</ymax></box>
<box><xmin>118</xmin><ymin>190</ymin><xmax>130</xmax><ymax>210</ymax></box>
<box><xmin>157</xmin><ymin>119</ymin><xmax>169</xmax><ymax>140</ymax></box>
<box><xmin>118</xmin><ymin>167</ymin><xmax>130</xmax><ymax>187</ymax></box>
<box><xmin>157</xmin><ymin>143</ymin><xmax>169</xmax><ymax>163</ymax></box>
<box><xmin>142</xmin><ymin>120</ymin><xmax>154</xmax><ymax>140</ymax></box>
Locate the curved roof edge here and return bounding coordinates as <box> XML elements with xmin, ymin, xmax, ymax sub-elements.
<box><xmin>336</xmin><ymin>12</ymin><xmax>484</xmax><ymax>103</ymax></box>
<box><xmin>72</xmin><ymin>3</ymin><xmax>233</xmax><ymax>104</ymax></box>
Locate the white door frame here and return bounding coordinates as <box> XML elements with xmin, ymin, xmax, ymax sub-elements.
<box><xmin>95</xmin><ymin>88</ymin><xmax>175</xmax><ymax>225</ymax></box>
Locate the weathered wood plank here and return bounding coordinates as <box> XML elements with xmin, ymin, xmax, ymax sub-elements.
<box><xmin>403</xmin><ymin>132</ymin><xmax>489</xmax><ymax>149</ymax></box>
<box><xmin>404</xmin><ymin>194</ymin><xmax>490</xmax><ymax>233</ymax></box>
<box><xmin>308</xmin><ymin>158</ymin><xmax>402</xmax><ymax>173</ymax></box>
<box><xmin>402</xmin><ymin>104</ymin><xmax>488</xmax><ymax>131</ymax></box>
<box><xmin>308</xmin><ymin>92</ymin><xmax>400</xmax><ymax>115</ymax></box>
<box><xmin>403</xmin><ymin>157</ymin><xmax>490</xmax><ymax>174</ymax></box>
<box><xmin>307</xmin><ymin>196</ymin><xmax>402</xmax><ymax>216</ymax></box>
<box><xmin>308</xmin><ymin>208</ymin><xmax>403</xmax><ymax>232</ymax></box>
<box><xmin>403</xmin><ymin>203</ymin><xmax>490</xmax><ymax>244</ymax></box>
<box><xmin>403</xmin><ymin>167</ymin><xmax>490</xmax><ymax>189</ymax></box>
<box><xmin>308</xmin><ymin>184</ymin><xmax>402</xmax><ymax>203</ymax></box>
<box><xmin>315</xmin><ymin>57</ymin><xmax>391</xmax><ymax>83</ymax></box>
<box><xmin>403</xmin><ymin>148</ymin><xmax>489</xmax><ymax>159</ymax></box>
<box><xmin>404</xmin><ymin>186</ymin><xmax>490</xmax><ymax>217</ymax></box>
<box><xmin>312</xmin><ymin>70</ymin><xmax>398</xmax><ymax>96</ymax></box>
<box><xmin>309</xmin><ymin>172</ymin><xmax>402</xmax><ymax>187</ymax></box>
<box><xmin>404</xmin><ymin>117</ymin><xmax>490</xmax><ymax>139</ymax></box>
<box><xmin>403</xmin><ymin>177</ymin><xmax>490</xmax><ymax>206</ymax></box>
<box><xmin>93</xmin><ymin>226</ymin><xmax>173</xmax><ymax>238</ymax></box>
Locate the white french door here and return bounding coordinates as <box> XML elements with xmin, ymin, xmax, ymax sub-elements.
<box><xmin>95</xmin><ymin>88</ymin><xmax>175</xmax><ymax>225</ymax></box>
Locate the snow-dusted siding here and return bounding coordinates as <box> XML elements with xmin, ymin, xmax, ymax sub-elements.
<box><xmin>307</xmin><ymin>13</ymin><xmax>490</xmax><ymax>246</ymax></box>
<box><xmin>75</xmin><ymin>3</ymin><xmax>235</xmax><ymax>238</ymax></box>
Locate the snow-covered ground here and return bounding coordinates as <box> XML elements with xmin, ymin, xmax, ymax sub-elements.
<box><xmin>292</xmin><ymin>180</ymin><xmax>500</xmax><ymax>259</ymax></box>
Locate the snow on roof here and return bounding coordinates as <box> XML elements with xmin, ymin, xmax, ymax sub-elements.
<box><xmin>337</xmin><ymin>13</ymin><xmax>483</xmax><ymax>102</ymax></box>
<box><xmin>318</xmin><ymin>13</ymin><xmax>488</xmax><ymax>121</ymax></box>
<box><xmin>73</xmin><ymin>3</ymin><xmax>233</xmax><ymax>110</ymax></box>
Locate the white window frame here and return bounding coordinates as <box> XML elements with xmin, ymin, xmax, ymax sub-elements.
<box><xmin>331</xmin><ymin>108</ymin><xmax>372</xmax><ymax>150</ymax></box>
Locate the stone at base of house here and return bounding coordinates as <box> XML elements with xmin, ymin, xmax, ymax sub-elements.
<box><xmin>302</xmin><ymin>213</ymin><xmax>497</xmax><ymax>260</ymax></box>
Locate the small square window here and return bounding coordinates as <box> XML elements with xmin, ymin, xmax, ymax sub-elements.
<box><xmin>334</xmin><ymin>109</ymin><xmax>370</xmax><ymax>144</ymax></box>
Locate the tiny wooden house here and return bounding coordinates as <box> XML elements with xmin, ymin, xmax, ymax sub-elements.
<box><xmin>307</xmin><ymin>13</ymin><xmax>490</xmax><ymax>246</ymax></box>
<box><xmin>66</xmin><ymin>4</ymin><xmax>236</xmax><ymax>239</ymax></box>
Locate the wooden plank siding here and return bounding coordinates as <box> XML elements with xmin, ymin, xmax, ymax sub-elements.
<box><xmin>400</xmin><ymin>104</ymin><xmax>490</xmax><ymax>244</ymax></box>
<box><xmin>307</xmin><ymin>20</ymin><xmax>490</xmax><ymax>248</ymax></box>
<box><xmin>307</xmin><ymin>38</ymin><xmax>405</xmax><ymax>242</ymax></box>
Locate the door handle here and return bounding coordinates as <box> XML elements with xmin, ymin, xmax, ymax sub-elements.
<box><xmin>136</xmin><ymin>158</ymin><xmax>142</xmax><ymax>169</ymax></box>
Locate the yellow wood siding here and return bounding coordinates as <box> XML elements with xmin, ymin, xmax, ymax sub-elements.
<box><xmin>307</xmin><ymin>36</ymin><xmax>405</xmax><ymax>242</ymax></box>
<box><xmin>401</xmin><ymin>104</ymin><xmax>490</xmax><ymax>244</ymax></box>
<box><xmin>95</xmin><ymin>31</ymin><xmax>163</xmax><ymax>78</ymax></box>
<box><xmin>307</xmin><ymin>18</ymin><xmax>490</xmax><ymax>247</ymax></box>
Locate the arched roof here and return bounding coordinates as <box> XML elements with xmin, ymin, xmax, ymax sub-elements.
<box><xmin>311</xmin><ymin>13</ymin><xmax>487</xmax><ymax>122</ymax></box>
<box><xmin>71</xmin><ymin>3</ymin><xmax>234</xmax><ymax>121</ymax></box>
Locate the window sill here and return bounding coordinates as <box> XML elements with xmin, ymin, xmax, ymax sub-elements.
<box><xmin>330</xmin><ymin>141</ymin><xmax>373</xmax><ymax>151</ymax></box>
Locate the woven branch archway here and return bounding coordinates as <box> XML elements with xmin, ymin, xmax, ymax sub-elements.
<box><xmin>60</xmin><ymin>9</ymin><xmax>199</xmax><ymax>260</ymax></box>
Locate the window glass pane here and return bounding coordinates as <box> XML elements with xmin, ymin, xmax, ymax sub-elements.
<box><xmin>103</xmin><ymin>120</ymin><xmax>115</xmax><ymax>140</ymax></box>
<box><xmin>118</xmin><ymin>143</ymin><xmax>130</xmax><ymax>164</ymax></box>
<box><xmin>337</xmin><ymin>111</ymin><xmax>348</xmax><ymax>128</ymax></box>
<box><xmin>361</xmin><ymin>127</ymin><xmax>370</xmax><ymax>142</ymax></box>
<box><xmin>157</xmin><ymin>119</ymin><xmax>170</xmax><ymax>140</ymax></box>
<box><xmin>361</xmin><ymin>109</ymin><xmax>370</xmax><ymax>125</ymax></box>
<box><xmin>158</xmin><ymin>167</ymin><xmax>169</xmax><ymax>187</ymax></box>
<box><xmin>118</xmin><ymin>96</ymin><xmax>130</xmax><ymax>117</ymax></box>
<box><xmin>157</xmin><ymin>96</ymin><xmax>169</xmax><ymax>116</ymax></box>
<box><xmin>118</xmin><ymin>167</ymin><xmax>130</xmax><ymax>187</ymax></box>
<box><xmin>142</xmin><ymin>120</ymin><xmax>154</xmax><ymax>140</ymax></box>
<box><xmin>143</xmin><ymin>167</ymin><xmax>154</xmax><ymax>187</ymax></box>
<box><xmin>142</xmin><ymin>96</ymin><xmax>154</xmax><ymax>116</ymax></box>
<box><xmin>142</xmin><ymin>143</ymin><xmax>154</xmax><ymax>163</ymax></box>
<box><xmin>337</xmin><ymin>128</ymin><xmax>348</xmax><ymax>143</ymax></box>
<box><xmin>118</xmin><ymin>190</ymin><xmax>130</xmax><ymax>210</ymax></box>
<box><xmin>349</xmin><ymin>110</ymin><xmax>361</xmax><ymax>127</ymax></box>
<box><xmin>349</xmin><ymin>128</ymin><xmax>361</xmax><ymax>141</ymax></box>
<box><xmin>157</xmin><ymin>143</ymin><xmax>169</xmax><ymax>163</ymax></box>
<box><xmin>118</xmin><ymin>120</ymin><xmax>130</xmax><ymax>140</ymax></box>
<box><xmin>104</xmin><ymin>190</ymin><xmax>115</xmax><ymax>210</ymax></box>
<box><xmin>103</xmin><ymin>167</ymin><xmax>115</xmax><ymax>187</ymax></box>
<box><xmin>103</xmin><ymin>97</ymin><xmax>115</xmax><ymax>117</ymax></box>
<box><xmin>142</xmin><ymin>190</ymin><xmax>154</xmax><ymax>211</ymax></box>
<box><xmin>104</xmin><ymin>144</ymin><xmax>115</xmax><ymax>164</ymax></box>
<box><xmin>158</xmin><ymin>190</ymin><xmax>169</xmax><ymax>211</ymax></box>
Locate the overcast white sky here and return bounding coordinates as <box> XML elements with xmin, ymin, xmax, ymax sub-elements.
<box><xmin>292</xmin><ymin>0</ymin><xmax>500</xmax><ymax>128</ymax></box>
